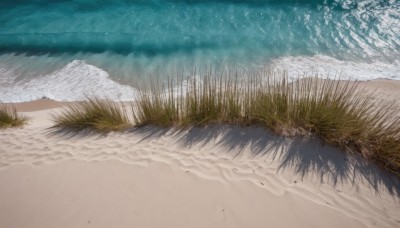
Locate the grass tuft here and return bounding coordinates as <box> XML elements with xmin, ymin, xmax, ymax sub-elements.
<box><xmin>51</xmin><ymin>97</ymin><xmax>131</xmax><ymax>132</ymax></box>
<box><xmin>131</xmin><ymin>78</ymin><xmax>180</xmax><ymax>127</ymax></box>
<box><xmin>132</xmin><ymin>72</ymin><xmax>400</xmax><ymax>176</ymax></box>
<box><xmin>0</xmin><ymin>104</ymin><xmax>30</xmax><ymax>129</ymax></box>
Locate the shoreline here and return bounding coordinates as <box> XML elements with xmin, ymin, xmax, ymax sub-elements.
<box><xmin>4</xmin><ymin>78</ymin><xmax>400</xmax><ymax>112</ymax></box>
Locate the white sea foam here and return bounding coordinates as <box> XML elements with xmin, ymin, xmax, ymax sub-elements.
<box><xmin>0</xmin><ymin>60</ymin><xmax>137</xmax><ymax>103</ymax></box>
<box><xmin>271</xmin><ymin>55</ymin><xmax>400</xmax><ymax>81</ymax></box>
<box><xmin>0</xmin><ymin>56</ymin><xmax>399</xmax><ymax>103</ymax></box>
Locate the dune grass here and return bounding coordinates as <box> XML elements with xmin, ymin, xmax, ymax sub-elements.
<box><xmin>48</xmin><ymin>71</ymin><xmax>400</xmax><ymax>176</ymax></box>
<box><xmin>131</xmin><ymin>78</ymin><xmax>180</xmax><ymax>127</ymax></box>
<box><xmin>51</xmin><ymin>97</ymin><xmax>131</xmax><ymax>132</ymax></box>
<box><xmin>132</xmin><ymin>73</ymin><xmax>247</xmax><ymax>127</ymax></box>
<box><xmin>0</xmin><ymin>104</ymin><xmax>30</xmax><ymax>129</ymax></box>
<box><xmin>132</xmin><ymin>72</ymin><xmax>400</xmax><ymax>176</ymax></box>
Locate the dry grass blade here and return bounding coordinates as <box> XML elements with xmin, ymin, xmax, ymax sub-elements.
<box><xmin>0</xmin><ymin>104</ymin><xmax>30</xmax><ymax>129</ymax></box>
<box><xmin>51</xmin><ymin>97</ymin><xmax>131</xmax><ymax>132</ymax></box>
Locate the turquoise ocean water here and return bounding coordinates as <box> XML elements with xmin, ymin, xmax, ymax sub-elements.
<box><xmin>0</xmin><ymin>0</ymin><xmax>399</xmax><ymax>101</ymax></box>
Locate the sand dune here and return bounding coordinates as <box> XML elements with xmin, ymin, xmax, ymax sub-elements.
<box><xmin>0</xmin><ymin>102</ymin><xmax>399</xmax><ymax>227</ymax></box>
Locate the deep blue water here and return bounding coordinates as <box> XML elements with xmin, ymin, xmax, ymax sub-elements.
<box><xmin>0</xmin><ymin>0</ymin><xmax>399</xmax><ymax>101</ymax></box>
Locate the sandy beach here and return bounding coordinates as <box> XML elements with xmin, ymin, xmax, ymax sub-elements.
<box><xmin>1</xmin><ymin>79</ymin><xmax>400</xmax><ymax>228</ymax></box>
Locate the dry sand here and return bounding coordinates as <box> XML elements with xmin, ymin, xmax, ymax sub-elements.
<box><xmin>1</xmin><ymin>79</ymin><xmax>400</xmax><ymax>228</ymax></box>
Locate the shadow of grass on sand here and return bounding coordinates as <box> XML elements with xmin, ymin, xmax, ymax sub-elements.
<box><xmin>47</xmin><ymin>124</ymin><xmax>400</xmax><ymax>197</ymax></box>
<box><xmin>46</xmin><ymin>127</ymin><xmax>109</xmax><ymax>140</ymax></box>
<box><xmin>129</xmin><ymin>125</ymin><xmax>400</xmax><ymax>197</ymax></box>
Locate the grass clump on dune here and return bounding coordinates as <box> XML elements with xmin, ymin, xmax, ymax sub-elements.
<box><xmin>182</xmin><ymin>74</ymin><xmax>244</xmax><ymax>126</ymax></box>
<box><xmin>132</xmin><ymin>73</ymin><xmax>246</xmax><ymax>127</ymax></box>
<box><xmin>250</xmin><ymin>76</ymin><xmax>400</xmax><ymax>175</ymax></box>
<box><xmin>0</xmin><ymin>104</ymin><xmax>29</xmax><ymax>129</ymax></box>
<box><xmin>132</xmin><ymin>72</ymin><xmax>400</xmax><ymax>176</ymax></box>
<box><xmin>132</xmin><ymin>79</ymin><xmax>179</xmax><ymax>127</ymax></box>
<box><xmin>52</xmin><ymin>97</ymin><xmax>131</xmax><ymax>132</ymax></box>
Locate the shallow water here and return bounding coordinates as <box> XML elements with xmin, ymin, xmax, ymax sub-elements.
<box><xmin>0</xmin><ymin>0</ymin><xmax>399</xmax><ymax>101</ymax></box>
